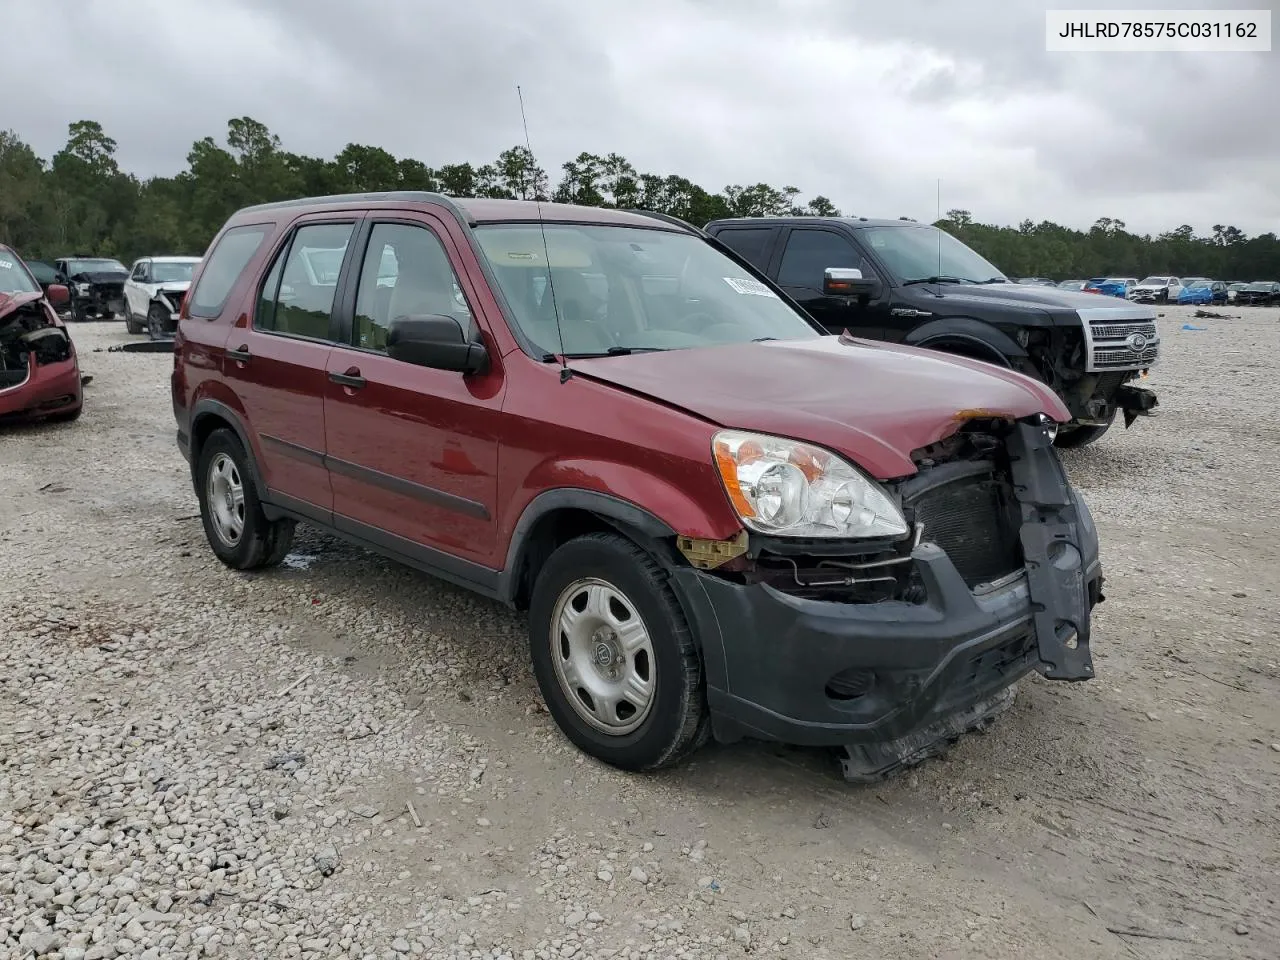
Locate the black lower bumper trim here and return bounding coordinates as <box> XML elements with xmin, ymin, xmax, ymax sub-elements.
<box><xmin>1115</xmin><ymin>383</ymin><xmax>1158</xmax><ymax>427</ymax></box>
<box><xmin>838</xmin><ymin>684</ymin><xmax>1017</xmax><ymax>782</ymax></box>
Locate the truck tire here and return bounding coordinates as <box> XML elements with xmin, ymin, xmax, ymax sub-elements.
<box><xmin>528</xmin><ymin>532</ymin><xmax>710</xmax><ymax>772</ymax></box>
<box><xmin>1054</xmin><ymin>420</ymin><xmax>1112</xmax><ymax>448</ymax></box>
<box><xmin>124</xmin><ymin>307</ymin><xmax>143</xmax><ymax>335</ymax></box>
<box><xmin>195</xmin><ymin>428</ymin><xmax>296</xmax><ymax>570</ymax></box>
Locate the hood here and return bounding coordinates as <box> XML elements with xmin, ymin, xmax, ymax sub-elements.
<box><xmin>911</xmin><ymin>282</ymin><xmax>1115</xmax><ymax>317</ymax></box>
<box><xmin>70</xmin><ymin>270</ymin><xmax>128</xmax><ymax>283</ymax></box>
<box><xmin>1133</xmin><ymin>282</ymin><xmax>1169</xmax><ymax>291</ymax></box>
<box><xmin>0</xmin><ymin>290</ymin><xmax>45</xmax><ymax>323</ymax></box>
<box><xmin>570</xmin><ymin>336</ymin><xmax>1068</xmax><ymax>480</ymax></box>
<box><xmin>156</xmin><ymin>280</ymin><xmax>192</xmax><ymax>293</ymax></box>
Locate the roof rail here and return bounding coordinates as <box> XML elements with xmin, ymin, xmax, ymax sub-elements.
<box><xmin>621</xmin><ymin>209</ymin><xmax>707</xmax><ymax>236</ymax></box>
<box><xmin>233</xmin><ymin>191</ymin><xmax>475</xmax><ymax>225</ymax></box>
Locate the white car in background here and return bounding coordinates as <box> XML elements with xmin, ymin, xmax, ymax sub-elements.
<box><xmin>123</xmin><ymin>256</ymin><xmax>201</xmax><ymax>339</ymax></box>
<box><xmin>1129</xmin><ymin>276</ymin><xmax>1184</xmax><ymax>304</ymax></box>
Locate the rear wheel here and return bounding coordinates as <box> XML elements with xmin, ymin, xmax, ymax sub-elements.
<box><xmin>528</xmin><ymin>532</ymin><xmax>709</xmax><ymax>771</ymax></box>
<box><xmin>124</xmin><ymin>304</ymin><xmax>143</xmax><ymax>334</ymax></box>
<box><xmin>196</xmin><ymin>428</ymin><xmax>295</xmax><ymax>570</ymax></box>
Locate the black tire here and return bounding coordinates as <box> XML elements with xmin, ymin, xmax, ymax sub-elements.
<box><xmin>1054</xmin><ymin>419</ymin><xmax>1113</xmax><ymax>448</ymax></box>
<box><xmin>528</xmin><ymin>532</ymin><xmax>710</xmax><ymax>771</ymax></box>
<box><xmin>124</xmin><ymin>305</ymin><xmax>143</xmax><ymax>335</ymax></box>
<box><xmin>147</xmin><ymin>303</ymin><xmax>168</xmax><ymax>340</ymax></box>
<box><xmin>195</xmin><ymin>428</ymin><xmax>296</xmax><ymax>570</ymax></box>
<box><xmin>70</xmin><ymin>301</ymin><xmax>89</xmax><ymax>322</ymax></box>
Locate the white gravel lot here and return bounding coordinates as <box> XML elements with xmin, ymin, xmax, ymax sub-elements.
<box><xmin>2</xmin><ymin>305</ymin><xmax>1278</xmax><ymax>960</ymax></box>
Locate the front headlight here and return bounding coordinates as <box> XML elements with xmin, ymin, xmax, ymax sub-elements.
<box><xmin>75</xmin><ymin>282</ymin><xmax>90</xmax><ymax>294</ymax></box>
<box><xmin>711</xmin><ymin>430</ymin><xmax>908</xmax><ymax>539</ymax></box>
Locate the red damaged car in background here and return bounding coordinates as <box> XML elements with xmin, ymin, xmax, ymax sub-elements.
<box><xmin>0</xmin><ymin>244</ymin><xmax>84</xmax><ymax>424</ymax></box>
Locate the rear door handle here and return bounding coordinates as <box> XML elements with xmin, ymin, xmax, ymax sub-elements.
<box><xmin>328</xmin><ymin>368</ymin><xmax>366</xmax><ymax>389</ymax></box>
<box><xmin>226</xmin><ymin>345</ymin><xmax>250</xmax><ymax>363</ymax></box>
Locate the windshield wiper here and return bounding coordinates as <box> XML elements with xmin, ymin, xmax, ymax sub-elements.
<box><xmin>751</xmin><ymin>336</ymin><xmax>778</xmax><ymax>342</ymax></box>
<box><xmin>978</xmin><ymin>277</ymin><xmax>1009</xmax><ymax>284</ymax></box>
<box><xmin>560</xmin><ymin>346</ymin><xmax>669</xmax><ymax>358</ymax></box>
<box><xmin>901</xmin><ymin>276</ymin><xmax>969</xmax><ymax>286</ymax></box>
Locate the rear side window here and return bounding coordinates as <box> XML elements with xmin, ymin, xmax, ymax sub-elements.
<box><xmin>188</xmin><ymin>224</ymin><xmax>271</xmax><ymax>318</ymax></box>
<box><xmin>714</xmin><ymin>227</ymin><xmax>774</xmax><ymax>270</ymax></box>
<box><xmin>255</xmin><ymin>222</ymin><xmax>355</xmax><ymax>341</ymax></box>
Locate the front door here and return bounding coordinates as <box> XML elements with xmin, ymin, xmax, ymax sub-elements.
<box><xmin>220</xmin><ymin>217</ymin><xmax>359</xmax><ymax>518</ymax></box>
<box><xmin>323</xmin><ymin>215</ymin><xmax>505</xmax><ymax>571</ymax></box>
<box><xmin>124</xmin><ymin>259</ymin><xmax>149</xmax><ymax>320</ymax></box>
<box><xmin>773</xmin><ymin>226</ymin><xmax>888</xmax><ymax>340</ymax></box>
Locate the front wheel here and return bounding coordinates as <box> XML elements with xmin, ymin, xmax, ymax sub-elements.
<box><xmin>528</xmin><ymin>532</ymin><xmax>709</xmax><ymax>771</ymax></box>
<box><xmin>147</xmin><ymin>303</ymin><xmax>169</xmax><ymax>340</ymax></box>
<box><xmin>1054</xmin><ymin>418</ymin><xmax>1113</xmax><ymax>448</ymax></box>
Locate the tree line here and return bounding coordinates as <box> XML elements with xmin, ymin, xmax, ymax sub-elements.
<box><xmin>2</xmin><ymin>118</ymin><xmax>1277</xmax><ymax>281</ymax></box>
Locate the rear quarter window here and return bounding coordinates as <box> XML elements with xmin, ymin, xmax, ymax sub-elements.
<box><xmin>188</xmin><ymin>224</ymin><xmax>273</xmax><ymax>319</ymax></box>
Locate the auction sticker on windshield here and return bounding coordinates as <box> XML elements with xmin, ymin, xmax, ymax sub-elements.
<box><xmin>0</xmin><ymin>260</ymin><xmax>14</xmax><ymax>270</ymax></box>
<box><xmin>724</xmin><ymin>277</ymin><xmax>778</xmax><ymax>297</ymax></box>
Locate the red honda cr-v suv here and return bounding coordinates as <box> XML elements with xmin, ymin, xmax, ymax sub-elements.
<box><xmin>172</xmin><ymin>192</ymin><xmax>1104</xmax><ymax>781</ymax></box>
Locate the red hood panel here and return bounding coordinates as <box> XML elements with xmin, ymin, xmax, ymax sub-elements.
<box><xmin>0</xmin><ymin>290</ymin><xmax>45</xmax><ymax>322</ymax></box>
<box><xmin>570</xmin><ymin>337</ymin><xmax>1069</xmax><ymax>479</ymax></box>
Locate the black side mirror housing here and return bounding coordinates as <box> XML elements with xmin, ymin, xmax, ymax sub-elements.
<box><xmin>386</xmin><ymin>314</ymin><xmax>489</xmax><ymax>374</ymax></box>
<box><xmin>824</xmin><ymin>267</ymin><xmax>880</xmax><ymax>299</ymax></box>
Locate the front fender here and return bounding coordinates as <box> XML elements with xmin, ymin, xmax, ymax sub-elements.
<box><xmin>905</xmin><ymin>316</ymin><xmax>1028</xmax><ymax>362</ymax></box>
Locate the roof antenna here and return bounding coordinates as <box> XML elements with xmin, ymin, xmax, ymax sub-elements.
<box><xmin>517</xmin><ymin>84</ymin><xmax>570</xmax><ymax>382</ymax></box>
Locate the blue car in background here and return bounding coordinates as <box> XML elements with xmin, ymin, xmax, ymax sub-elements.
<box><xmin>1178</xmin><ymin>280</ymin><xmax>1227</xmax><ymax>305</ymax></box>
<box><xmin>1083</xmin><ymin>277</ymin><xmax>1131</xmax><ymax>298</ymax></box>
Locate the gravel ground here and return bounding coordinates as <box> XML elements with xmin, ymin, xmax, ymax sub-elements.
<box><xmin>2</xmin><ymin>306</ymin><xmax>1277</xmax><ymax>960</ymax></box>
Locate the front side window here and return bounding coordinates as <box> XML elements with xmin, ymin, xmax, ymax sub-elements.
<box><xmin>189</xmin><ymin>225</ymin><xmax>271</xmax><ymax>318</ymax></box>
<box><xmin>776</xmin><ymin>229</ymin><xmax>870</xmax><ymax>292</ymax></box>
<box><xmin>474</xmin><ymin>223</ymin><xmax>818</xmax><ymax>357</ymax></box>
<box><xmin>130</xmin><ymin>261</ymin><xmax>148</xmax><ymax>281</ymax></box>
<box><xmin>255</xmin><ymin>222</ymin><xmax>354</xmax><ymax>339</ymax></box>
<box><xmin>351</xmin><ymin>222</ymin><xmax>471</xmax><ymax>352</ymax></box>
<box><xmin>858</xmin><ymin>225</ymin><xmax>1006</xmax><ymax>284</ymax></box>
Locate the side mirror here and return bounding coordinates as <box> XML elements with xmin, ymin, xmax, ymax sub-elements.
<box><xmin>386</xmin><ymin>314</ymin><xmax>488</xmax><ymax>374</ymax></box>
<box><xmin>46</xmin><ymin>283</ymin><xmax>70</xmax><ymax>307</ymax></box>
<box><xmin>823</xmin><ymin>267</ymin><xmax>880</xmax><ymax>299</ymax></box>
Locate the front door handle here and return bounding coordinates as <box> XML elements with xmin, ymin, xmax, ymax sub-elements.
<box><xmin>328</xmin><ymin>368</ymin><xmax>366</xmax><ymax>389</ymax></box>
<box><xmin>226</xmin><ymin>345</ymin><xmax>250</xmax><ymax>363</ymax></box>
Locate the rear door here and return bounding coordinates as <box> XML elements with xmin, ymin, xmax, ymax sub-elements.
<box><xmin>219</xmin><ymin>216</ymin><xmax>361</xmax><ymax>519</ymax></box>
<box><xmin>773</xmin><ymin>226</ymin><xmax>889</xmax><ymax>340</ymax></box>
<box><xmin>322</xmin><ymin>212</ymin><xmax>504</xmax><ymax>571</ymax></box>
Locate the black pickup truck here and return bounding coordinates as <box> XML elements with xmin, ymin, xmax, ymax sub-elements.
<box><xmin>705</xmin><ymin>217</ymin><xmax>1160</xmax><ymax>448</ymax></box>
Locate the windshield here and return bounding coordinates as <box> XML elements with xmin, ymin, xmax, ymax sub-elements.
<box><xmin>1139</xmin><ymin>277</ymin><xmax>1168</xmax><ymax>285</ymax></box>
<box><xmin>857</xmin><ymin>225</ymin><xmax>1006</xmax><ymax>284</ymax></box>
<box><xmin>1246</xmin><ymin>282</ymin><xmax>1272</xmax><ymax>290</ymax></box>
<box><xmin>473</xmin><ymin>224</ymin><xmax>818</xmax><ymax>356</ymax></box>
<box><xmin>1058</xmin><ymin>280</ymin><xmax>1084</xmax><ymax>288</ymax></box>
<box><xmin>152</xmin><ymin>260</ymin><xmax>197</xmax><ymax>283</ymax></box>
<box><xmin>0</xmin><ymin>252</ymin><xmax>40</xmax><ymax>295</ymax></box>
<box><xmin>1188</xmin><ymin>281</ymin><xmax>1211</xmax><ymax>289</ymax></box>
<box><xmin>66</xmin><ymin>258</ymin><xmax>126</xmax><ymax>274</ymax></box>
<box><xmin>1229</xmin><ymin>282</ymin><xmax>1248</xmax><ymax>290</ymax></box>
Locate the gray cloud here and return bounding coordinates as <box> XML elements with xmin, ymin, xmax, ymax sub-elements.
<box><xmin>9</xmin><ymin>0</ymin><xmax>1278</xmax><ymax>235</ymax></box>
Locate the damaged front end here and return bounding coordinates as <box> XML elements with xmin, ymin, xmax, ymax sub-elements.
<box><xmin>675</xmin><ymin>416</ymin><xmax>1103</xmax><ymax>783</ymax></box>
<box><xmin>0</xmin><ymin>296</ymin><xmax>83</xmax><ymax>422</ymax></box>
<box><xmin>69</xmin><ymin>273</ymin><xmax>127</xmax><ymax>320</ymax></box>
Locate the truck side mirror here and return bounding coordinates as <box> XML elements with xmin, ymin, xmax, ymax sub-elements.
<box><xmin>824</xmin><ymin>267</ymin><xmax>880</xmax><ymax>299</ymax></box>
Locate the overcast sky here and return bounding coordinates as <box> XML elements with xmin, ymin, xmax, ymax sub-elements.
<box><xmin>13</xmin><ymin>0</ymin><xmax>1278</xmax><ymax>236</ymax></box>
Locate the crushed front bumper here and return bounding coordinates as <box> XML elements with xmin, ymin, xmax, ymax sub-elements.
<box><xmin>0</xmin><ymin>356</ymin><xmax>83</xmax><ymax>422</ymax></box>
<box><xmin>674</xmin><ymin>421</ymin><xmax>1102</xmax><ymax>780</ymax></box>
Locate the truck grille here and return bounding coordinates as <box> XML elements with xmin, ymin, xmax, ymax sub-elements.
<box><xmin>902</xmin><ymin>464</ymin><xmax>1023</xmax><ymax>589</ymax></box>
<box><xmin>1081</xmin><ymin>313</ymin><xmax>1162</xmax><ymax>373</ymax></box>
